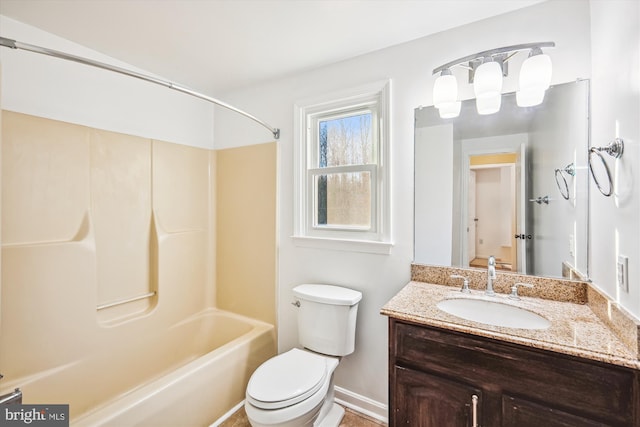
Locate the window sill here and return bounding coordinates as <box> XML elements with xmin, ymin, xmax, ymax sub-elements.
<box><xmin>291</xmin><ymin>235</ymin><xmax>393</xmax><ymax>254</ymax></box>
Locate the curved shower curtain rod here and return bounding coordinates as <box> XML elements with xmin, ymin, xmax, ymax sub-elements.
<box><xmin>0</xmin><ymin>36</ymin><xmax>280</xmax><ymax>140</ymax></box>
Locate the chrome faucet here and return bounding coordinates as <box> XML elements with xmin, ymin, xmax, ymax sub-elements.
<box><xmin>486</xmin><ymin>255</ymin><xmax>496</xmax><ymax>296</ymax></box>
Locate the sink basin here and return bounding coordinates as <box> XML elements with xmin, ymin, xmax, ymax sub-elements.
<box><xmin>436</xmin><ymin>298</ymin><xmax>551</xmax><ymax>330</ymax></box>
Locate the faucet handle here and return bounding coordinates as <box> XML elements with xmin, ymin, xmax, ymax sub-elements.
<box><xmin>450</xmin><ymin>274</ymin><xmax>470</xmax><ymax>293</ymax></box>
<box><xmin>509</xmin><ymin>282</ymin><xmax>533</xmax><ymax>300</ymax></box>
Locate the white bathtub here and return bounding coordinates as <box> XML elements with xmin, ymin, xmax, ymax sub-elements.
<box><xmin>4</xmin><ymin>309</ymin><xmax>275</xmax><ymax>427</ymax></box>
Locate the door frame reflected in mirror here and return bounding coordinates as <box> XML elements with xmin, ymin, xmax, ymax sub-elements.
<box><xmin>463</xmin><ymin>151</ymin><xmax>521</xmax><ymax>273</ymax></box>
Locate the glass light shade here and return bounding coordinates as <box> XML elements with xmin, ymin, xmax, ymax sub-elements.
<box><xmin>474</xmin><ymin>61</ymin><xmax>503</xmax><ymax>99</ymax></box>
<box><xmin>519</xmin><ymin>53</ymin><xmax>552</xmax><ymax>92</ymax></box>
<box><xmin>516</xmin><ymin>88</ymin><xmax>546</xmax><ymax>107</ymax></box>
<box><xmin>438</xmin><ymin>101</ymin><xmax>461</xmax><ymax>119</ymax></box>
<box><xmin>476</xmin><ymin>93</ymin><xmax>501</xmax><ymax>115</ymax></box>
<box><xmin>433</xmin><ymin>73</ymin><xmax>458</xmax><ymax>109</ymax></box>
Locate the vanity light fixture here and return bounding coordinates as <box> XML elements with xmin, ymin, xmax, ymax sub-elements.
<box><xmin>432</xmin><ymin>42</ymin><xmax>555</xmax><ymax>118</ymax></box>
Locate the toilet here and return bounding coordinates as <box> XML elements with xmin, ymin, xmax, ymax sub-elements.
<box><xmin>245</xmin><ymin>284</ymin><xmax>362</xmax><ymax>427</ymax></box>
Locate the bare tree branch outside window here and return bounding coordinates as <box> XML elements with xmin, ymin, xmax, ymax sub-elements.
<box><xmin>317</xmin><ymin>113</ymin><xmax>373</xmax><ymax>227</ymax></box>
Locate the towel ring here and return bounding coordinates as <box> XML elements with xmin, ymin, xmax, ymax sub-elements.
<box><xmin>589</xmin><ymin>148</ymin><xmax>613</xmax><ymax>196</ymax></box>
<box><xmin>554</xmin><ymin>163</ymin><xmax>575</xmax><ymax>200</ymax></box>
<box><xmin>554</xmin><ymin>169</ymin><xmax>570</xmax><ymax>200</ymax></box>
<box><xmin>592</xmin><ymin>138</ymin><xmax>624</xmax><ymax>159</ymax></box>
<box><xmin>588</xmin><ymin>138</ymin><xmax>623</xmax><ymax>197</ymax></box>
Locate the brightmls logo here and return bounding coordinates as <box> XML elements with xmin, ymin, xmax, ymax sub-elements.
<box><xmin>1</xmin><ymin>405</ymin><xmax>68</xmax><ymax>426</ymax></box>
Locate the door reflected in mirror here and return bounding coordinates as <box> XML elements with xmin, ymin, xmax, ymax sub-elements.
<box><xmin>415</xmin><ymin>80</ymin><xmax>589</xmax><ymax>280</ymax></box>
<box><xmin>467</xmin><ymin>153</ymin><xmax>519</xmax><ymax>272</ymax></box>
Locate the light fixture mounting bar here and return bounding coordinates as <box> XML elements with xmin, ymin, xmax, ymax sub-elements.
<box><xmin>432</xmin><ymin>41</ymin><xmax>555</xmax><ymax>75</ymax></box>
<box><xmin>0</xmin><ymin>36</ymin><xmax>281</xmax><ymax>140</ymax></box>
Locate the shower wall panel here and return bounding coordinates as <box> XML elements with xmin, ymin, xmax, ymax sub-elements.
<box><xmin>0</xmin><ymin>110</ymin><xmax>214</xmax><ymax>385</ymax></box>
<box><xmin>216</xmin><ymin>142</ymin><xmax>277</xmax><ymax>325</ymax></box>
<box><xmin>90</xmin><ymin>130</ymin><xmax>152</xmax><ymax>314</ymax></box>
<box><xmin>2</xmin><ymin>112</ymin><xmax>90</xmax><ymax>245</ymax></box>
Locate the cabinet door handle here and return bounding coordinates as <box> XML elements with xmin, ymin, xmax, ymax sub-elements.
<box><xmin>471</xmin><ymin>394</ymin><xmax>479</xmax><ymax>427</ymax></box>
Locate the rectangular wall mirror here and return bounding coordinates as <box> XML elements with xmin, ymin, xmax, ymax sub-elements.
<box><xmin>414</xmin><ymin>80</ymin><xmax>589</xmax><ymax>280</ymax></box>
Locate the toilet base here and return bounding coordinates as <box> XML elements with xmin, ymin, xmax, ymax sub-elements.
<box><xmin>315</xmin><ymin>403</ymin><xmax>344</xmax><ymax>427</ymax></box>
<box><xmin>245</xmin><ymin>350</ymin><xmax>342</xmax><ymax>427</ymax></box>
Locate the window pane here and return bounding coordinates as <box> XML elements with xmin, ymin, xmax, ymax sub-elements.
<box><xmin>319</xmin><ymin>113</ymin><xmax>372</xmax><ymax>167</ymax></box>
<box><xmin>315</xmin><ymin>171</ymin><xmax>371</xmax><ymax>228</ymax></box>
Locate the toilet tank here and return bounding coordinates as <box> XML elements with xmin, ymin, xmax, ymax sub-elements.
<box><xmin>292</xmin><ymin>284</ymin><xmax>362</xmax><ymax>356</ymax></box>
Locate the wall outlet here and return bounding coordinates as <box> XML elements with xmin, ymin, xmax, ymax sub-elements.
<box><xmin>617</xmin><ymin>255</ymin><xmax>629</xmax><ymax>293</ymax></box>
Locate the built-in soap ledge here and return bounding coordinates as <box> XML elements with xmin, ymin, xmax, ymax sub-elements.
<box><xmin>411</xmin><ymin>263</ymin><xmax>640</xmax><ymax>360</ymax></box>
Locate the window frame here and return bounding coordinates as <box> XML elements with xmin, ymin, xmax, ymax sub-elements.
<box><xmin>293</xmin><ymin>80</ymin><xmax>392</xmax><ymax>254</ymax></box>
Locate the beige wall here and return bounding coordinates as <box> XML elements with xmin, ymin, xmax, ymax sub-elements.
<box><xmin>216</xmin><ymin>142</ymin><xmax>277</xmax><ymax>325</ymax></box>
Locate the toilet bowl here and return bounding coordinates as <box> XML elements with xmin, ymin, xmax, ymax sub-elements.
<box><xmin>245</xmin><ymin>284</ymin><xmax>362</xmax><ymax>427</ymax></box>
<box><xmin>245</xmin><ymin>348</ymin><xmax>339</xmax><ymax>427</ymax></box>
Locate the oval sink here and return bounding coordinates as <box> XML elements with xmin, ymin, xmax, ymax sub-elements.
<box><xmin>436</xmin><ymin>298</ymin><xmax>551</xmax><ymax>330</ymax></box>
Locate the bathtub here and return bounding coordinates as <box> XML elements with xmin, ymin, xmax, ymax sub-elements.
<box><xmin>3</xmin><ymin>309</ymin><xmax>275</xmax><ymax>427</ymax></box>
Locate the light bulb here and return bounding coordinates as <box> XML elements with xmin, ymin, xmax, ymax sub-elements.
<box><xmin>474</xmin><ymin>60</ymin><xmax>503</xmax><ymax>99</ymax></box>
<box><xmin>476</xmin><ymin>93</ymin><xmax>501</xmax><ymax>115</ymax></box>
<box><xmin>438</xmin><ymin>101</ymin><xmax>461</xmax><ymax>119</ymax></box>
<box><xmin>519</xmin><ymin>49</ymin><xmax>552</xmax><ymax>92</ymax></box>
<box><xmin>433</xmin><ymin>69</ymin><xmax>458</xmax><ymax>109</ymax></box>
<box><xmin>516</xmin><ymin>88</ymin><xmax>546</xmax><ymax>107</ymax></box>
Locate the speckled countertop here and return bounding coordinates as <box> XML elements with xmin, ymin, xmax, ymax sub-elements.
<box><xmin>381</xmin><ymin>280</ymin><xmax>640</xmax><ymax>370</ymax></box>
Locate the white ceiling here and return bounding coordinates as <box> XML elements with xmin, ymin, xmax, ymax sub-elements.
<box><xmin>0</xmin><ymin>0</ymin><xmax>545</xmax><ymax>95</ymax></box>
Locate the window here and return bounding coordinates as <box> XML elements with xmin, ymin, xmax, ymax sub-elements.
<box><xmin>294</xmin><ymin>81</ymin><xmax>391</xmax><ymax>253</ymax></box>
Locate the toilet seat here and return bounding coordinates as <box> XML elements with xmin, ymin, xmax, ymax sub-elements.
<box><xmin>246</xmin><ymin>348</ymin><xmax>328</xmax><ymax>410</ymax></box>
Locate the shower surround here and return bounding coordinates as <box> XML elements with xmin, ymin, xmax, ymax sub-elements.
<box><xmin>0</xmin><ymin>111</ymin><xmax>277</xmax><ymax>424</ymax></box>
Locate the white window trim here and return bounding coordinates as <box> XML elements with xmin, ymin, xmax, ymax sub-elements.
<box><xmin>293</xmin><ymin>80</ymin><xmax>392</xmax><ymax>254</ymax></box>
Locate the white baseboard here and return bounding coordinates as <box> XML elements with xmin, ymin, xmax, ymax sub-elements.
<box><xmin>210</xmin><ymin>389</ymin><xmax>389</xmax><ymax>426</ymax></box>
<box><xmin>334</xmin><ymin>386</ymin><xmax>388</xmax><ymax>425</ymax></box>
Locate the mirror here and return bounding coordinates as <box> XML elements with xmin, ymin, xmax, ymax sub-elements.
<box><xmin>414</xmin><ymin>80</ymin><xmax>589</xmax><ymax>280</ymax></box>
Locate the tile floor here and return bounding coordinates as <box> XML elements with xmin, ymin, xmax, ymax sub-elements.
<box><xmin>220</xmin><ymin>406</ymin><xmax>386</xmax><ymax>427</ymax></box>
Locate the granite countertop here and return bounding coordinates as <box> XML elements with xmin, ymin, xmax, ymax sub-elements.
<box><xmin>381</xmin><ymin>281</ymin><xmax>640</xmax><ymax>370</ymax></box>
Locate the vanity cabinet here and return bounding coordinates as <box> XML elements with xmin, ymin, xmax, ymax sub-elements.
<box><xmin>389</xmin><ymin>319</ymin><xmax>640</xmax><ymax>427</ymax></box>
<box><xmin>394</xmin><ymin>365</ymin><xmax>482</xmax><ymax>426</ymax></box>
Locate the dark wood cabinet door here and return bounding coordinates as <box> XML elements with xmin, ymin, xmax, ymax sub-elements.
<box><xmin>390</xmin><ymin>319</ymin><xmax>640</xmax><ymax>427</ymax></box>
<box><xmin>393</xmin><ymin>365</ymin><xmax>482</xmax><ymax>427</ymax></box>
<box><xmin>502</xmin><ymin>395</ymin><xmax>616</xmax><ymax>427</ymax></box>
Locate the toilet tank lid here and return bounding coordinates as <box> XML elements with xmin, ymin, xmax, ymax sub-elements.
<box><xmin>293</xmin><ymin>284</ymin><xmax>362</xmax><ymax>306</ymax></box>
